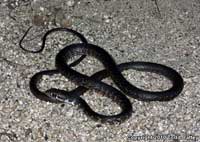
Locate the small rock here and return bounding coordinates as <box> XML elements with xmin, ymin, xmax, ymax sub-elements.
<box><xmin>67</xmin><ymin>0</ymin><xmax>75</xmax><ymax>7</ymax></box>
<box><xmin>60</xmin><ymin>19</ymin><xmax>72</xmax><ymax>28</ymax></box>
<box><xmin>39</xmin><ymin>7</ymin><xmax>45</xmax><ymax>12</ymax></box>
<box><xmin>32</xmin><ymin>15</ymin><xmax>47</xmax><ymax>26</ymax></box>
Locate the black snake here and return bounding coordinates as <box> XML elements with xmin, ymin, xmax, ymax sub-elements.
<box><xmin>19</xmin><ymin>27</ymin><xmax>184</xmax><ymax>124</ymax></box>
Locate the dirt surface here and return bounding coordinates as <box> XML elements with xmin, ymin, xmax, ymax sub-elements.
<box><xmin>0</xmin><ymin>0</ymin><xmax>199</xmax><ymax>142</ymax></box>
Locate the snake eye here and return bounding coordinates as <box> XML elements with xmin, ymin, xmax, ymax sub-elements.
<box><xmin>45</xmin><ymin>89</ymin><xmax>63</xmax><ymax>101</ymax></box>
<box><xmin>45</xmin><ymin>91</ymin><xmax>56</xmax><ymax>98</ymax></box>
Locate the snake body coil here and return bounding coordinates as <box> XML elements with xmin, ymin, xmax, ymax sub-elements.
<box><xmin>20</xmin><ymin>27</ymin><xmax>184</xmax><ymax>124</ymax></box>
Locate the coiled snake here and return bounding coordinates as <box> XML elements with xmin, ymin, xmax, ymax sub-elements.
<box><xmin>19</xmin><ymin>27</ymin><xmax>184</xmax><ymax>124</ymax></box>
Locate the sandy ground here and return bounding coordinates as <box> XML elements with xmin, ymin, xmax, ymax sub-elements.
<box><xmin>0</xmin><ymin>0</ymin><xmax>199</xmax><ymax>142</ymax></box>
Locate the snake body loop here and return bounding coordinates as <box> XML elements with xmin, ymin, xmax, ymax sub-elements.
<box><xmin>19</xmin><ymin>27</ymin><xmax>87</xmax><ymax>66</ymax></box>
<box><xmin>20</xmin><ymin>27</ymin><xmax>184</xmax><ymax>124</ymax></box>
<box><xmin>56</xmin><ymin>43</ymin><xmax>184</xmax><ymax>102</ymax></box>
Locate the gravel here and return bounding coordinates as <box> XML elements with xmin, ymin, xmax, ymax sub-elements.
<box><xmin>0</xmin><ymin>0</ymin><xmax>199</xmax><ymax>142</ymax></box>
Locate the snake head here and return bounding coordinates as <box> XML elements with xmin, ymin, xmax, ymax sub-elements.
<box><xmin>45</xmin><ymin>88</ymin><xmax>77</xmax><ymax>104</ymax></box>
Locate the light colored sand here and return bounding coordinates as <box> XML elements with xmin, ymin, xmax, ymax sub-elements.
<box><xmin>0</xmin><ymin>0</ymin><xmax>199</xmax><ymax>141</ymax></box>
